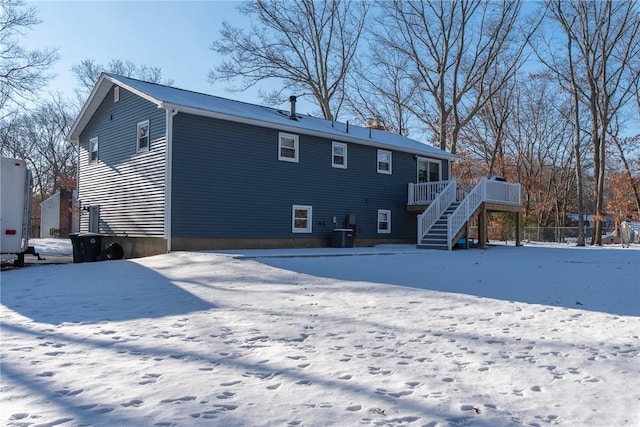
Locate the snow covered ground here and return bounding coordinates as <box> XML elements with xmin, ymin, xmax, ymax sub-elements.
<box><xmin>1</xmin><ymin>240</ymin><xmax>639</xmax><ymax>426</ymax></box>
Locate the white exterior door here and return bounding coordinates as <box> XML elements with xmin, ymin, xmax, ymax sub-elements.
<box><xmin>89</xmin><ymin>206</ymin><xmax>100</xmax><ymax>233</ymax></box>
<box><xmin>417</xmin><ymin>158</ymin><xmax>441</xmax><ymax>183</ymax></box>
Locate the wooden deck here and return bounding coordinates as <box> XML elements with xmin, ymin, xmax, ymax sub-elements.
<box><xmin>409</xmin><ymin>179</ymin><xmax>522</xmax><ymax>250</ymax></box>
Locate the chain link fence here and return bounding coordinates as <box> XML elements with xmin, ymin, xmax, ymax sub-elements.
<box><xmin>522</xmin><ymin>227</ymin><xmax>615</xmax><ymax>243</ymax></box>
<box><xmin>470</xmin><ymin>226</ymin><xmax>616</xmax><ymax>244</ymax></box>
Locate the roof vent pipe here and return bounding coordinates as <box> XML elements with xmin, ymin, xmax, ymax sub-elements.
<box><xmin>289</xmin><ymin>96</ymin><xmax>297</xmax><ymax>120</ymax></box>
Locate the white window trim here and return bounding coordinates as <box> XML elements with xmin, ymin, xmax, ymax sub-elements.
<box><xmin>279</xmin><ymin>132</ymin><xmax>299</xmax><ymax>162</ymax></box>
<box><xmin>114</xmin><ymin>86</ymin><xmax>120</xmax><ymax>102</ymax></box>
<box><xmin>137</xmin><ymin>120</ymin><xmax>150</xmax><ymax>153</ymax></box>
<box><xmin>332</xmin><ymin>141</ymin><xmax>347</xmax><ymax>169</ymax></box>
<box><xmin>292</xmin><ymin>205</ymin><xmax>312</xmax><ymax>233</ymax></box>
<box><xmin>377</xmin><ymin>149</ymin><xmax>392</xmax><ymax>174</ymax></box>
<box><xmin>89</xmin><ymin>137</ymin><xmax>99</xmax><ymax>163</ymax></box>
<box><xmin>377</xmin><ymin>209</ymin><xmax>391</xmax><ymax>234</ymax></box>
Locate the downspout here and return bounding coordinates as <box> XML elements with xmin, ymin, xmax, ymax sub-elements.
<box><xmin>164</xmin><ymin>108</ymin><xmax>178</xmax><ymax>253</ymax></box>
<box><xmin>76</xmin><ymin>137</ymin><xmax>81</xmax><ymax>232</ymax></box>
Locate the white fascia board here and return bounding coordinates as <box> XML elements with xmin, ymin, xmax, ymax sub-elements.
<box><xmin>67</xmin><ymin>73</ymin><xmax>163</xmax><ymax>142</ymax></box>
<box><xmin>106</xmin><ymin>74</ymin><xmax>163</xmax><ymax>107</ymax></box>
<box><xmin>67</xmin><ymin>74</ymin><xmax>112</xmax><ymax>142</ymax></box>
<box><xmin>160</xmin><ymin>102</ymin><xmax>457</xmax><ymax>161</ymax></box>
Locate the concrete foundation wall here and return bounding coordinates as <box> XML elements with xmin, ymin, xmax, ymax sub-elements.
<box><xmin>103</xmin><ymin>236</ymin><xmax>417</xmax><ymax>258</ymax></box>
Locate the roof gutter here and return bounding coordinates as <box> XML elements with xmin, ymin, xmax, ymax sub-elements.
<box><xmin>159</xmin><ymin>102</ymin><xmax>457</xmax><ymax>162</ymax></box>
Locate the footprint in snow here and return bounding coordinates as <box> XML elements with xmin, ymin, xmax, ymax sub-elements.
<box><xmin>160</xmin><ymin>396</ymin><xmax>197</xmax><ymax>404</ymax></box>
<box><xmin>122</xmin><ymin>399</ymin><xmax>144</xmax><ymax>407</ymax></box>
<box><xmin>216</xmin><ymin>391</ymin><xmax>236</xmax><ymax>399</ymax></box>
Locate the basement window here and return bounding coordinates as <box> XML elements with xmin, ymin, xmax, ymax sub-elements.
<box><xmin>279</xmin><ymin>132</ymin><xmax>299</xmax><ymax>162</ymax></box>
<box><xmin>292</xmin><ymin>205</ymin><xmax>312</xmax><ymax>233</ymax></box>
<box><xmin>377</xmin><ymin>209</ymin><xmax>391</xmax><ymax>234</ymax></box>
<box><xmin>137</xmin><ymin>120</ymin><xmax>150</xmax><ymax>152</ymax></box>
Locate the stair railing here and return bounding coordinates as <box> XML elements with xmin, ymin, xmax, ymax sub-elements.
<box><xmin>417</xmin><ymin>179</ymin><xmax>457</xmax><ymax>242</ymax></box>
<box><xmin>446</xmin><ymin>177</ymin><xmax>487</xmax><ymax>250</ymax></box>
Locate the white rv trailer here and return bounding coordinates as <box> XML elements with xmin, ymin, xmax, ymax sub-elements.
<box><xmin>1</xmin><ymin>156</ymin><xmax>34</xmax><ymax>266</ymax></box>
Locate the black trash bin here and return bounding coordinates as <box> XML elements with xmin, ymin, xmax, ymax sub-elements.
<box><xmin>68</xmin><ymin>233</ymin><xmax>102</xmax><ymax>263</ymax></box>
<box><xmin>69</xmin><ymin>233</ymin><xmax>83</xmax><ymax>263</ymax></box>
<box><xmin>332</xmin><ymin>228</ymin><xmax>354</xmax><ymax>248</ymax></box>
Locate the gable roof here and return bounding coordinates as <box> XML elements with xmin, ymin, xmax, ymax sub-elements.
<box><xmin>68</xmin><ymin>73</ymin><xmax>456</xmax><ymax>161</ymax></box>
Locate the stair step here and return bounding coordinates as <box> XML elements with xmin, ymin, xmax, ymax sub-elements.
<box><xmin>417</xmin><ymin>194</ymin><xmax>473</xmax><ymax>251</ymax></box>
<box><xmin>417</xmin><ymin>243</ymin><xmax>449</xmax><ymax>250</ymax></box>
<box><xmin>421</xmin><ymin>238</ymin><xmax>448</xmax><ymax>245</ymax></box>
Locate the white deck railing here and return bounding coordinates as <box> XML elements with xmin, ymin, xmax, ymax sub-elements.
<box><xmin>417</xmin><ymin>180</ymin><xmax>457</xmax><ymax>241</ymax></box>
<box><xmin>446</xmin><ymin>178</ymin><xmax>521</xmax><ymax>250</ymax></box>
<box><xmin>447</xmin><ymin>178</ymin><xmax>486</xmax><ymax>250</ymax></box>
<box><xmin>412</xmin><ymin>178</ymin><xmax>522</xmax><ymax>250</ymax></box>
<box><xmin>408</xmin><ymin>181</ymin><xmax>452</xmax><ymax>205</ymax></box>
<box><xmin>485</xmin><ymin>179</ymin><xmax>521</xmax><ymax>205</ymax></box>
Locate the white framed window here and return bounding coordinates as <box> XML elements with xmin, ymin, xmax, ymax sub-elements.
<box><xmin>377</xmin><ymin>149</ymin><xmax>392</xmax><ymax>174</ymax></box>
<box><xmin>292</xmin><ymin>205</ymin><xmax>312</xmax><ymax>233</ymax></box>
<box><xmin>377</xmin><ymin>209</ymin><xmax>391</xmax><ymax>234</ymax></box>
<box><xmin>279</xmin><ymin>132</ymin><xmax>299</xmax><ymax>162</ymax></box>
<box><xmin>89</xmin><ymin>137</ymin><xmax>99</xmax><ymax>163</ymax></box>
<box><xmin>332</xmin><ymin>141</ymin><xmax>347</xmax><ymax>169</ymax></box>
<box><xmin>114</xmin><ymin>86</ymin><xmax>120</xmax><ymax>102</ymax></box>
<box><xmin>137</xmin><ymin>120</ymin><xmax>150</xmax><ymax>153</ymax></box>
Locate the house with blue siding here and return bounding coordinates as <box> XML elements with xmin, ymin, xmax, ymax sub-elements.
<box><xmin>68</xmin><ymin>73</ymin><xmax>500</xmax><ymax>258</ymax></box>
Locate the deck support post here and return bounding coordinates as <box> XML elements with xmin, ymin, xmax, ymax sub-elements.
<box><xmin>465</xmin><ymin>221</ymin><xmax>470</xmax><ymax>249</ymax></box>
<box><xmin>478</xmin><ymin>204</ymin><xmax>487</xmax><ymax>249</ymax></box>
<box><xmin>515</xmin><ymin>211</ymin><xmax>522</xmax><ymax>246</ymax></box>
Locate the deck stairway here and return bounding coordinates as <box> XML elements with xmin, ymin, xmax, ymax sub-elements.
<box><xmin>418</xmin><ymin>202</ymin><xmax>460</xmax><ymax>249</ymax></box>
<box><xmin>409</xmin><ymin>177</ymin><xmax>521</xmax><ymax>250</ymax></box>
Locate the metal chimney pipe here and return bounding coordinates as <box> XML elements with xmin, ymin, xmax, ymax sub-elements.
<box><xmin>289</xmin><ymin>96</ymin><xmax>297</xmax><ymax>120</ymax></box>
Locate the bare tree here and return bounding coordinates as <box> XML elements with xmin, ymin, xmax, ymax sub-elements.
<box><xmin>0</xmin><ymin>0</ymin><xmax>58</xmax><ymax>114</ymax></box>
<box><xmin>71</xmin><ymin>58</ymin><xmax>173</xmax><ymax>106</ymax></box>
<box><xmin>1</xmin><ymin>94</ymin><xmax>75</xmax><ymax>201</ymax></box>
<box><xmin>209</xmin><ymin>0</ymin><xmax>367</xmax><ymax>120</ymax></box>
<box><xmin>462</xmin><ymin>79</ymin><xmax>516</xmax><ymax>177</ymax></box>
<box><xmin>608</xmin><ymin>129</ymin><xmax>640</xmax><ymax>218</ymax></box>
<box><xmin>343</xmin><ymin>48</ymin><xmax>417</xmax><ymax>136</ymax></box>
<box><xmin>540</xmin><ymin>0</ymin><xmax>640</xmax><ymax>245</ymax></box>
<box><xmin>375</xmin><ymin>0</ymin><xmax>539</xmax><ymax>154</ymax></box>
<box><xmin>485</xmin><ymin>74</ymin><xmax>578</xmax><ymax>229</ymax></box>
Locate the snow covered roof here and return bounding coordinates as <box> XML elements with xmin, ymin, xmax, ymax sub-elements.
<box><xmin>68</xmin><ymin>73</ymin><xmax>456</xmax><ymax>161</ymax></box>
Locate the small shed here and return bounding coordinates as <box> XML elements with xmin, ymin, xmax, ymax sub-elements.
<box><xmin>40</xmin><ymin>189</ymin><xmax>73</xmax><ymax>238</ymax></box>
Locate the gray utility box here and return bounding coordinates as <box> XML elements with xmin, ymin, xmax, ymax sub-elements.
<box><xmin>332</xmin><ymin>228</ymin><xmax>354</xmax><ymax>248</ymax></box>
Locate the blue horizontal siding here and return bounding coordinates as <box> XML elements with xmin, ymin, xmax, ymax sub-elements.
<box><xmin>78</xmin><ymin>85</ymin><xmax>166</xmax><ymax>236</ymax></box>
<box><xmin>171</xmin><ymin>114</ymin><xmax>445</xmax><ymax>240</ymax></box>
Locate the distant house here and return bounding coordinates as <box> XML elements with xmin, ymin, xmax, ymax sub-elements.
<box><xmin>39</xmin><ymin>189</ymin><xmax>74</xmax><ymax>238</ymax></box>
<box><xmin>67</xmin><ymin>73</ymin><xmax>464</xmax><ymax>257</ymax></box>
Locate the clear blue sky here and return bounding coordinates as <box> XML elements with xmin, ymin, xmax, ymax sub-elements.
<box><xmin>21</xmin><ymin>1</ymin><xmax>639</xmax><ymax>138</ymax></box>
<box><xmin>23</xmin><ymin>1</ymin><xmax>315</xmax><ymax>112</ymax></box>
